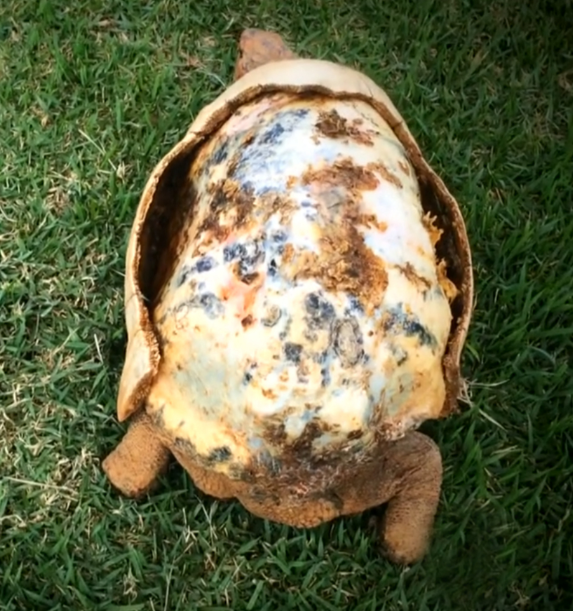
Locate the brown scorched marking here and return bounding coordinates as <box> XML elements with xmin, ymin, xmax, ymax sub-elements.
<box><xmin>315</xmin><ymin>109</ymin><xmax>375</xmax><ymax>146</ymax></box>
<box><xmin>360</xmin><ymin>213</ymin><xmax>388</xmax><ymax>233</ymax></box>
<box><xmin>282</xmin><ymin>157</ymin><xmax>389</xmax><ymax>315</ymax></box>
<box><xmin>241</xmin><ymin>314</ymin><xmax>255</xmax><ymax>328</ymax></box>
<box><xmin>422</xmin><ymin>211</ymin><xmax>444</xmax><ymax>248</ymax></box>
<box><xmin>302</xmin><ymin>156</ymin><xmax>379</xmax><ymax>192</ymax></box>
<box><xmin>193</xmin><ymin>178</ymin><xmax>256</xmax><ymax>253</ymax></box>
<box><xmin>420</xmin><ymin>211</ymin><xmax>458</xmax><ymax>301</ymax></box>
<box><xmin>395</xmin><ymin>262</ymin><xmax>432</xmax><ymax>290</ymax></box>
<box><xmin>365</xmin><ymin>162</ymin><xmax>403</xmax><ymax>189</ymax></box>
<box><xmin>258</xmin><ymin>191</ymin><xmax>300</xmax><ymax>225</ymax></box>
<box><xmin>263</xmin><ymin>420</ymin><xmax>333</xmax><ymax>464</ymax></box>
<box><xmin>301</xmin><ymin>156</ymin><xmax>402</xmax><ymax>192</ymax></box>
<box><xmin>436</xmin><ymin>259</ymin><xmax>459</xmax><ymax>302</ymax></box>
<box><xmin>261</xmin><ymin>387</ymin><xmax>278</xmax><ymax>400</ymax></box>
<box><xmin>281</xmin><ymin>243</ymin><xmax>295</xmax><ymax>264</ymax></box>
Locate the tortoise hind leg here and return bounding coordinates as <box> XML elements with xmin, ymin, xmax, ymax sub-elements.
<box><xmin>376</xmin><ymin>432</ymin><xmax>443</xmax><ymax>564</ymax></box>
<box><xmin>337</xmin><ymin>431</ymin><xmax>442</xmax><ymax>564</ymax></box>
<box><xmin>102</xmin><ymin>411</ymin><xmax>171</xmax><ymax>498</ymax></box>
<box><xmin>234</xmin><ymin>29</ymin><xmax>298</xmax><ymax>80</ymax></box>
<box><xmin>231</xmin><ymin>430</ymin><xmax>442</xmax><ymax>564</ymax></box>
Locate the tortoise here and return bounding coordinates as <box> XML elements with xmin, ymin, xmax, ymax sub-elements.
<box><xmin>102</xmin><ymin>28</ymin><xmax>473</xmax><ymax>564</ymax></box>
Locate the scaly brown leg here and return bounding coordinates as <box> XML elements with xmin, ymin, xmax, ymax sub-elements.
<box><xmin>234</xmin><ymin>28</ymin><xmax>298</xmax><ymax>80</ymax></box>
<box><xmin>376</xmin><ymin>431</ymin><xmax>443</xmax><ymax>564</ymax></box>
<box><xmin>321</xmin><ymin>430</ymin><xmax>443</xmax><ymax>564</ymax></box>
<box><xmin>102</xmin><ymin>410</ymin><xmax>171</xmax><ymax>498</ymax></box>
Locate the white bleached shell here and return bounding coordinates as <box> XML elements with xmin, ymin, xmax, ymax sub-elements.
<box><xmin>117</xmin><ymin>59</ymin><xmax>473</xmax><ymax>481</ymax></box>
<box><xmin>144</xmin><ymin>92</ymin><xmax>452</xmax><ymax>473</ymax></box>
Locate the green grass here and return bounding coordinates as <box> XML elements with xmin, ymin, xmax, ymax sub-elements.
<box><xmin>1</xmin><ymin>0</ymin><xmax>572</xmax><ymax>609</ymax></box>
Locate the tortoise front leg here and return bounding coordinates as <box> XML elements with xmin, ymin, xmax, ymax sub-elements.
<box><xmin>102</xmin><ymin>410</ymin><xmax>171</xmax><ymax>498</ymax></box>
<box><xmin>234</xmin><ymin>28</ymin><xmax>297</xmax><ymax>80</ymax></box>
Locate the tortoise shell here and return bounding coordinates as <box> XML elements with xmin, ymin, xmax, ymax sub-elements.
<box><xmin>116</xmin><ymin>58</ymin><xmax>473</xmax><ymax>481</ymax></box>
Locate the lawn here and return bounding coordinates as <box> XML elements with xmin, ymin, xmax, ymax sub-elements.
<box><xmin>1</xmin><ymin>0</ymin><xmax>572</xmax><ymax>609</ymax></box>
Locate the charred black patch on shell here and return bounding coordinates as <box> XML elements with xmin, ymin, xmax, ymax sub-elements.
<box><xmin>345</xmin><ymin>295</ymin><xmax>364</xmax><ymax>315</ymax></box>
<box><xmin>207</xmin><ymin>446</ymin><xmax>232</xmax><ymax>464</ymax></box>
<box><xmin>289</xmin><ymin>108</ymin><xmax>310</xmax><ymax>120</ymax></box>
<box><xmin>176</xmin><ymin>267</ymin><xmax>193</xmax><ymax>288</ymax></box>
<box><xmin>229</xmin><ymin>108</ymin><xmax>310</xmax><ymax>193</ymax></box>
<box><xmin>240</xmin><ymin>240</ymin><xmax>263</xmax><ymax>271</ymax></box>
<box><xmin>170</xmin><ymin>436</ymin><xmax>248</xmax><ymax>480</ymax></box>
<box><xmin>332</xmin><ymin>317</ymin><xmax>365</xmax><ymax>367</ymax></box>
<box><xmin>223</xmin><ymin>242</ymin><xmax>245</xmax><ymax>262</ymax></box>
<box><xmin>320</xmin><ymin>365</ymin><xmax>331</xmax><ymax>387</ymax></box>
<box><xmin>278</xmin><ymin>314</ymin><xmax>292</xmax><ymax>340</ymax></box>
<box><xmin>256</xmin><ymin>109</ymin><xmax>309</xmax><ymax>147</ymax></box>
<box><xmin>266</xmin><ymin>230</ymin><xmax>289</xmax><ymax>261</ymax></box>
<box><xmin>224</xmin><ymin>239</ymin><xmax>264</xmax><ymax>279</ymax></box>
<box><xmin>382</xmin><ymin>304</ymin><xmax>437</xmax><ymax>348</ymax></box>
<box><xmin>175</xmin><ymin>256</ymin><xmax>217</xmax><ymax>287</ymax></box>
<box><xmin>243</xmin><ymin>361</ymin><xmax>257</xmax><ymax>384</ymax></box>
<box><xmin>311</xmin><ymin>350</ymin><xmax>331</xmax><ymax>387</ymax></box>
<box><xmin>258</xmin><ymin>122</ymin><xmax>285</xmax><ymax>145</ymax></box>
<box><xmin>304</xmin><ymin>291</ymin><xmax>336</xmax><ymax>330</ymax></box>
<box><xmin>194</xmin><ymin>256</ymin><xmax>216</xmax><ymax>273</ymax></box>
<box><xmin>186</xmin><ymin>292</ymin><xmax>224</xmax><ymax>319</ymax></box>
<box><xmin>267</xmin><ymin>258</ymin><xmax>279</xmax><ymax>277</ymax></box>
<box><xmin>210</xmin><ymin>140</ymin><xmax>229</xmax><ymax>165</ymax></box>
<box><xmin>284</xmin><ymin>342</ymin><xmax>303</xmax><ymax>364</ymax></box>
<box><xmin>270</xmin><ymin>229</ymin><xmax>288</xmax><ymax>245</ymax></box>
